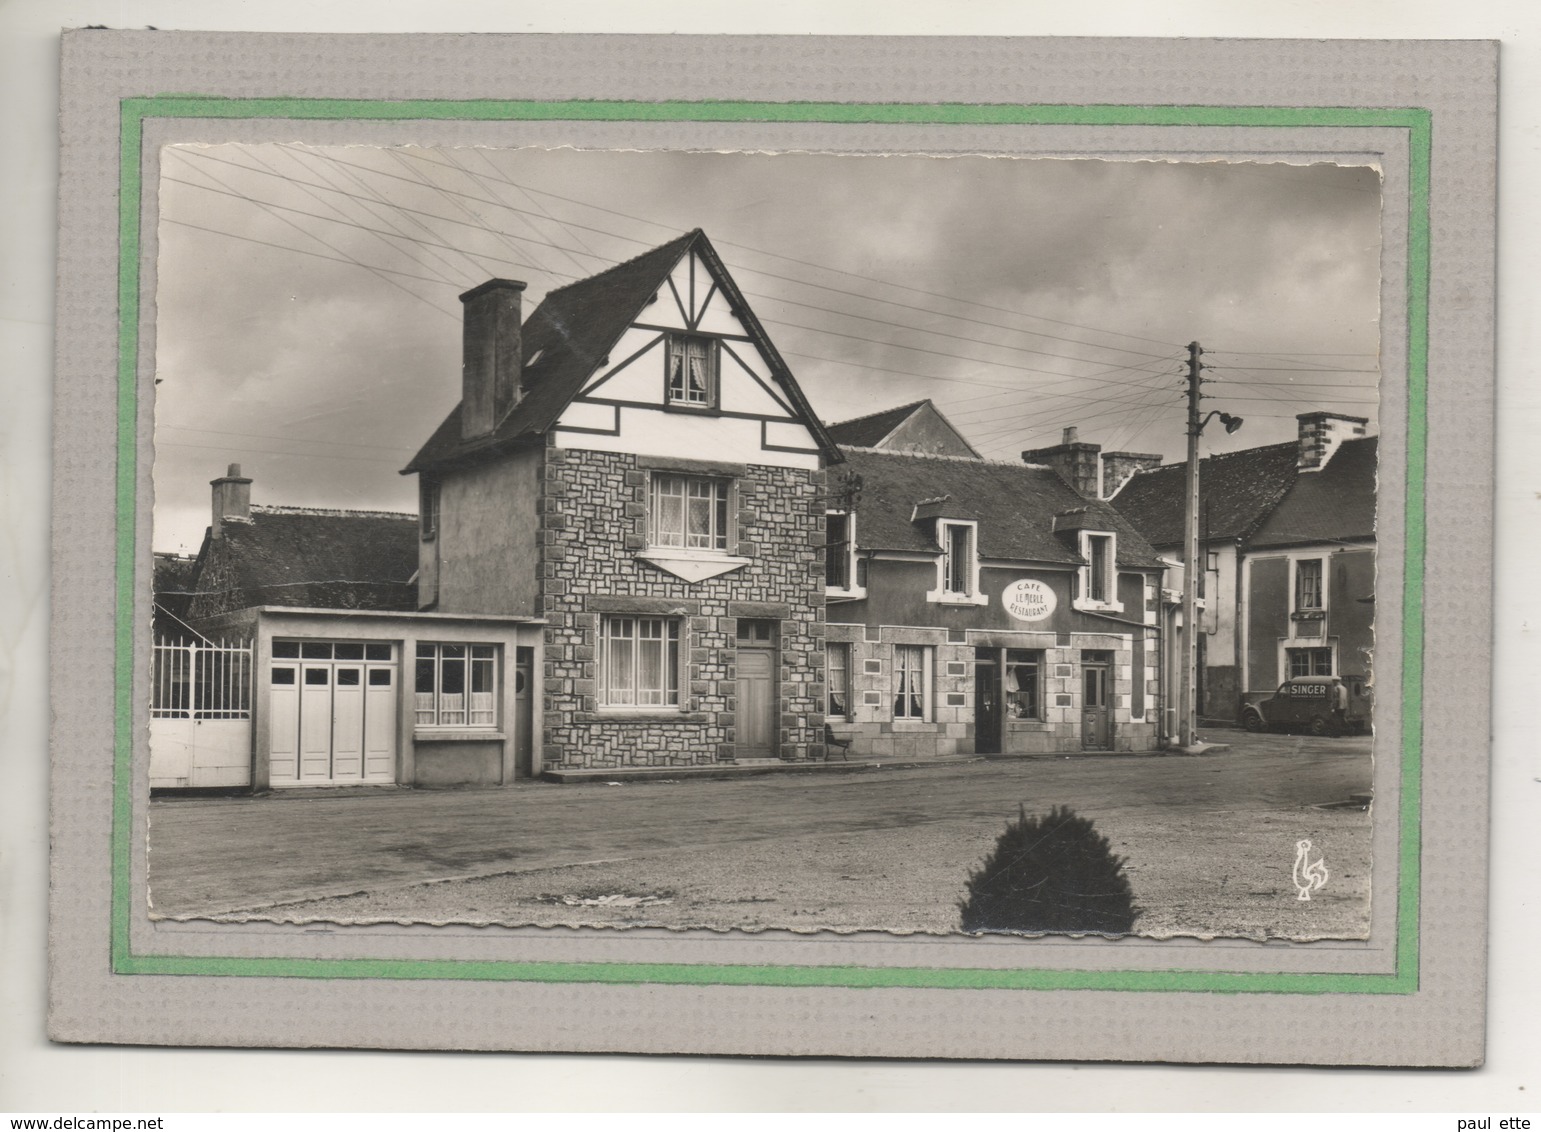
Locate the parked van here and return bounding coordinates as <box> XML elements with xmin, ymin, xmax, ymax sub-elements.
<box><xmin>1240</xmin><ymin>675</ymin><xmax>1373</xmax><ymax>736</ymax></box>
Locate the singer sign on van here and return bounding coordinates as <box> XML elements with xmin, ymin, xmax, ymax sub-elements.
<box><xmin>1002</xmin><ymin>579</ymin><xmax>1057</xmax><ymax>623</ymax></box>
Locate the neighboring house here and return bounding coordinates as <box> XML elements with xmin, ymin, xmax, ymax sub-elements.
<box><xmin>152</xmin><ymin>551</ymin><xmax>200</xmax><ymax>641</ymax></box>
<box><xmin>156</xmin><ymin>465</ymin><xmax>544</xmax><ymax>791</ymax></box>
<box><xmin>1108</xmin><ymin>411</ymin><xmax>1376</xmax><ymax>722</ymax></box>
<box><xmin>826</xmin><ymin>399</ymin><xmax>982</xmax><ymax>458</ymax></box>
<box><xmin>823</xmin><ymin>441</ymin><xmax>1167</xmax><ymax>758</ymax></box>
<box><xmin>403</xmin><ymin>229</ymin><xmax>842</xmax><ymax>771</ymax></box>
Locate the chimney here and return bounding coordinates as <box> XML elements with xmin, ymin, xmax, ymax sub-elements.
<box><xmin>1296</xmin><ymin>411</ymin><xmax>1369</xmax><ymax>471</ymax></box>
<box><xmin>210</xmin><ymin>463</ymin><xmax>252</xmax><ymax>539</ymax></box>
<box><xmin>1023</xmin><ymin>426</ymin><xmax>1102</xmax><ymax>498</ymax></box>
<box><xmin>1100</xmin><ymin>451</ymin><xmax>1164</xmax><ymax>499</ymax></box>
<box><xmin>459</xmin><ymin>278</ymin><xmax>527</xmax><ymax>440</ymax></box>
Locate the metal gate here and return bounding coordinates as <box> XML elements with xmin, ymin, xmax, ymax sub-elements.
<box><xmin>149</xmin><ymin>638</ymin><xmax>254</xmax><ymax>788</ymax></box>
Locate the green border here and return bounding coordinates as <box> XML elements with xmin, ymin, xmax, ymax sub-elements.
<box><xmin>114</xmin><ymin>97</ymin><xmax>1429</xmax><ymax>994</ymax></box>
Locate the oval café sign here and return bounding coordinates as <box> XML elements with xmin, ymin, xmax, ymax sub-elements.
<box><xmin>1002</xmin><ymin>578</ymin><xmax>1057</xmax><ymax>623</ymax></box>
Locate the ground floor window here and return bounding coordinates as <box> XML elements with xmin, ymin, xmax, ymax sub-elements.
<box><xmin>1005</xmin><ymin>649</ymin><xmax>1043</xmax><ymax>719</ymax></box>
<box><xmin>827</xmin><ymin>642</ymin><xmax>851</xmax><ymax>718</ymax></box>
<box><xmin>415</xmin><ymin>643</ymin><xmax>497</xmax><ymax>726</ymax></box>
<box><xmin>1287</xmin><ymin>646</ymin><xmax>1334</xmax><ymax>678</ymax></box>
<box><xmin>893</xmin><ymin>644</ymin><xmax>932</xmax><ymax>721</ymax></box>
<box><xmin>601</xmin><ymin>616</ymin><xmax>680</xmax><ymax>707</ymax></box>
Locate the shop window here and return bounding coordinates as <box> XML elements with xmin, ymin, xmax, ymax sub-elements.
<box><xmin>893</xmin><ymin>644</ymin><xmax>933</xmax><ymax>721</ymax></box>
<box><xmin>415</xmin><ymin>643</ymin><xmax>497</xmax><ymax>727</ymax></box>
<box><xmin>601</xmin><ymin>616</ymin><xmax>681</xmax><ymax>708</ymax></box>
<box><xmin>827</xmin><ymin>642</ymin><xmax>851</xmax><ymax>719</ymax></box>
<box><xmin>666</xmin><ymin>334</ymin><xmax>717</xmax><ymax>408</ymax></box>
<box><xmin>1005</xmin><ymin>649</ymin><xmax>1043</xmax><ymax>720</ymax></box>
<box><xmin>649</xmin><ymin>473</ymin><xmax>729</xmax><ymax>552</ymax></box>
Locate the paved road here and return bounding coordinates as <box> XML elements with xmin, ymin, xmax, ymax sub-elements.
<box><xmin>148</xmin><ymin>730</ymin><xmax>1371</xmax><ymax>918</ymax></box>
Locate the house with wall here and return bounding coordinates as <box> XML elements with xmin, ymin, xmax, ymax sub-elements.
<box><xmin>1108</xmin><ymin>411</ymin><xmax>1376</xmax><ymax>722</ymax></box>
<box><xmin>826</xmin><ymin>399</ymin><xmax>982</xmax><ymax>458</ymax></box>
<box><xmin>821</xmin><ymin>437</ymin><xmax>1167</xmax><ymax>758</ymax></box>
<box><xmin>154</xmin><ymin>466</ymin><xmax>544</xmax><ymax>791</ymax></box>
<box><xmin>403</xmin><ymin>229</ymin><xmax>842</xmax><ymax>771</ymax></box>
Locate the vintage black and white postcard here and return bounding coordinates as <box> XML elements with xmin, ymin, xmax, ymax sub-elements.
<box><xmin>50</xmin><ymin>32</ymin><xmax>1497</xmax><ymax>1064</ymax></box>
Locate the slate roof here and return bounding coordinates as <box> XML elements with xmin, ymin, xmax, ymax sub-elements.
<box><xmin>840</xmin><ymin>446</ymin><xmax>1163</xmax><ymax>568</ymax></box>
<box><xmin>186</xmin><ymin>506</ymin><xmax>419</xmax><ymax>618</ymax></box>
<box><xmin>404</xmin><ymin>229</ymin><xmax>840</xmax><ymax>474</ymax></box>
<box><xmin>1110</xmin><ymin>441</ymin><xmax>1302</xmax><ymax>548</ymax></box>
<box><xmin>826</xmin><ymin>401</ymin><xmax>930</xmax><ymax>447</ymax></box>
<box><xmin>1249</xmin><ymin>436</ymin><xmax>1377</xmax><ymax>549</ymax></box>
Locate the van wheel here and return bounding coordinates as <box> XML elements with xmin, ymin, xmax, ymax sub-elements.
<box><xmin>1309</xmin><ymin>715</ymin><xmax>1338</xmax><ymax>738</ymax></box>
<box><xmin>1242</xmin><ymin>709</ymin><xmax>1265</xmax><ymax>733</ymax></box>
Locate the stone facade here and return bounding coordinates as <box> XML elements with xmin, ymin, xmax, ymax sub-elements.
<box><xmin>536</xmin><ymin>440</ymin><xmax>827</xmax><ymax>768</ymax></box>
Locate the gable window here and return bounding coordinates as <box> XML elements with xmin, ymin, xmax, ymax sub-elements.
<box><xmin>893</xmin><ymin>644</ymin><xmax>933</xmax><ymax>721</ymax></box>
<box><xmin>1295</xmin><ymin>558</ymin><xmax>1325</xmax><ymax>611</ymax></box>
<box><xmin>827</xmin><ymin>642</ymin><xmax>851</xmax><ymax>719</ymax></box>
<box><xmin>601</xmin><ymin>616</ymin><xmax>681</xmax><ymax>708</ymax></box>
<box><xmin>666</xmin><ymin>334</ymin><xmax>717</xmax><ymax>408</ymax></box>
<box><xmin>415</xmin><ymin>643</ymin><xmax>497</xmax><ymax>727</ymax></box>
<box><xmin>649</xmin><ymin>473</ymin><xmax>729</xmax><ymax>552</ymax></box>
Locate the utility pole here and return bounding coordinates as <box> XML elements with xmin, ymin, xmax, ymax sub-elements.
<box><xmin>1178</xmin><ymin>342</ymin><xmax>1242</xmax><ymax>751</ymax></box>
<box><xmin>1180</xmin><ymin>342</ymin><xmax>1203</xmax><ymax>750</ymax></box>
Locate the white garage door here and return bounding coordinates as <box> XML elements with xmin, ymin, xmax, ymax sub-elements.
<box><xmin>269</xmin><ymin>640</ymin><xmax>397</xmax><ymax>786</ymax></box>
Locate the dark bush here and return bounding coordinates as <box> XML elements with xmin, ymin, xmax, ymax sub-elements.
<box><xmin>959</xmin><ymin>804</ymin><xmax>1138</xmax><ymax>935</ymax></box>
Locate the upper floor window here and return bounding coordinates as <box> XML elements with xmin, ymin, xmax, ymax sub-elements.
<box><xmin>826</xmin><ymin>512</ymin><xmax>854</xmax><ymax>590</ymax></box>
<box><xmin>420</xmin><ymin>479</ymin><xmax>440</xmax><ymax>541</ymax></box>
<box><xmin>1295</xmin><ymin>558</ymin><xmax>1325</xmax><ymax>611</ymax></box>
<box><xmin>666</xmin><ymin>334</ymin><xmax>717</xmax><ymax>408</ymax></box>
<box><xmin>1074</xmin><ymin>529</ymin><xmax>1122</xmax><ymax>612</ymax></box>
<box><xmin>928</xmin><ymin>520</ymin><xmax>984</xmax><ymax>605</ymax></box>
<box><xmin>649</xmin><ymin>473</ymin><xmax>729</xmax><ymax>552</ymax></box>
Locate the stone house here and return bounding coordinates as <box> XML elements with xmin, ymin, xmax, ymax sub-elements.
<box><xmin>402</xmin><ymin>229</ymin><xmax>842</xmax><ymax>771</ymax></box>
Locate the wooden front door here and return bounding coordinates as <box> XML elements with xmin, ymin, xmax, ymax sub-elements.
<box><xmin>1081</xmin><ymin>660</ymin><xmax>1112</xmax><ymax>751</ymax></box>
<box><xmin>735</xmin><ymin>619</ymin><xmax>778</xmax><ymax>759</ymax></box>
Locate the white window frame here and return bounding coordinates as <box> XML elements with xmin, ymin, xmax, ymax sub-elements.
<box><xmin>892</xmin><ymin>644</ymin><xmax>934</xmax><ymax>722</ymax></box>
<box><xmin>648</xmin><ymin>473</ymin><xmax>730</xmax><ymax>553</ymax></box>
<box><xmin>1293</xmin><ymin>556</ymin><xmax>1327</xmax><ymax>613</ymax></box>
<box><xmin>1282</xmin><ymin>643</ymin><xmax>1337</xmax><ymax>679</ymax></box>
<box><xmin>665</xmin><ymin>333</ymin><xmax>718</xmax><ymax>409</ymax></box>
<box><xmin>1073</xmin><ymin>529</ymin><xmax>1124</xmax><ymax>613</ymax></box>
<box><xmin>926</xmin><ymin>519</ymin><xmax>987</xmax><ymax>606</ymax></box>
<box><xmin>824</xmin><ymin>510</ymin><xmax>866</xmax><ymax>600</ymax></box>
<box><xmin>599</xmin><ymin>615</ymin><xmax>682</xmax><ymax>710</ymax></box>
<box><xmin>414</xmin><ymin>642</ymin><xmax>498</xmax><ymax>729</ymax></box>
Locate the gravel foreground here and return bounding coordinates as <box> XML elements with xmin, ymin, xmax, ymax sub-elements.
<box><xmin>212</xmin><ymin>794</ymin><xmax>1371</xmax><ymax>941</ymax></box>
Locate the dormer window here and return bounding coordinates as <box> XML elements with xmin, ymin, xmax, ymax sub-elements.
<box><xmin>1073</xmin><ymin>530</ymin><xmax>1123</xmax><ymax>612</ymax></box>
<box><xmin>927</xmin><ymin>519</ymin><xmax>986</xmax><ymax>605</ymax></box>
<box><xmin>666</xmin><ymin>334</ymin><xmax>717</xmax><ymax>408</ymax></box>
<box><xmin>824</xmin><ymin>511</ymin><xmax>866</xmax><ymax>599</ymax></box>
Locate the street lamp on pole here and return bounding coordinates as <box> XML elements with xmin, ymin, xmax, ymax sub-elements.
<box><xmin>1178</xmin><ymin>340</ymin><xmax>1242</xmax><ymax>751</ymax></box>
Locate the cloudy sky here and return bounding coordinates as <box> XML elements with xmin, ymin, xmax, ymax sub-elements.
<box><xmin>151</xmin><ymin>144</ymin><xmax>1382</xmax><ymax>553</ymax></box>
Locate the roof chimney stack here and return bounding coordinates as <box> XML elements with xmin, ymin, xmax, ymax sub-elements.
<box><xmin>1023</xmin><ymin>427</ymin><xmax>1102</xmax><ymax>498</ymax></box>
<box><xmin>210</xmin><ymin>463</ymin><xmax>252</xmax><ymax>539</ymax></box>
<box><xmin>460</xmin><ymin>278</ymin><xmax>527</xmax><ymax>440</ymax></box>
<box><xmin>1296</xmin><ymin>411</ymin><xmax>1369</xmax><ymax>472</ymax></box>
